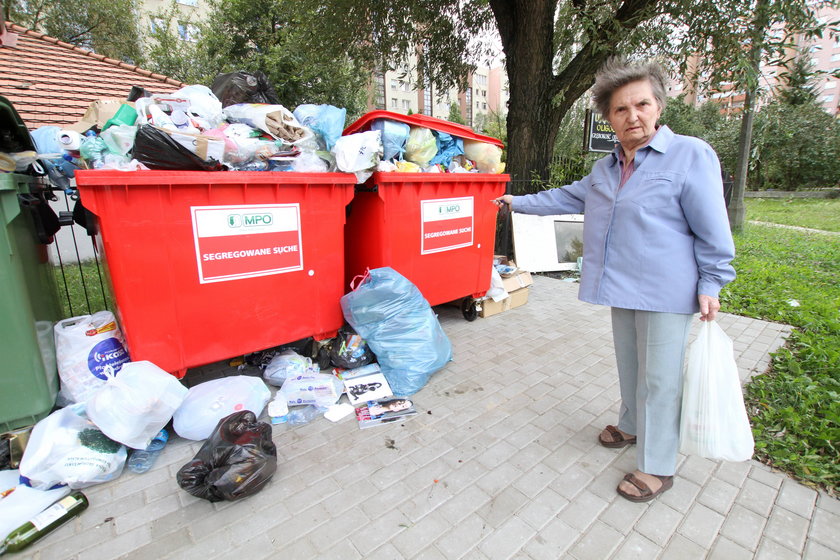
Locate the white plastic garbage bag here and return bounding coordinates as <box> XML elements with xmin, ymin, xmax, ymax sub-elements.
<box><xmin>54</xmin><ymin>311</ymin><xmax>130</xmax><ymax>404</ymax></box>
<box><xmin>680</xmin><ymin>320</ymin><xmax>755</xmax><ymax>462</ymax></box>
<box><xmin>223</xmin><ymin>103</ymin><xmax>313</xmax><ymax>144</ymax></box>
<box><xmin>0</xmin><ymin>470</ymin><xmax>71</xmax><ymax>541</ymax></box>
<box><xmin>263</xmin><ymin>349</ymin><xmax>318</xmax><ymax>387</ymax></box>
<box><xmin>19</xmin><ymin>403</ymin><xmax>127</xmax><ymax>490</ymax></box>
<box><xmin>333</xmin><ymin>130</ymin><xmax>383</xmax><ymax>181</ymax></box>
<box><xmin>173</xmin><ymin>376</ymin><xmax>271</xmax><ymax>441</ymax></box>
<box><xmin>86</xmin><ymin>361</ymin><xmax>188</xmax><ymax>450</ymax></box>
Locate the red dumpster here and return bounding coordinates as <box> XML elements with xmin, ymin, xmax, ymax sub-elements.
<box><xmin>75</xmin><ymin>170</ymin><xmax>356</xmax><ymax>377</ymax></box>
<box><xmin>342</xmin><ymin>111</ymin><xmax>509</xmax><ymax>320</ymax></box>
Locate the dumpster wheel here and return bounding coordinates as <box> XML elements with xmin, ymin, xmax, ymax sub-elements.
<box><xmin>460</xmin><ymin>297</ymin><xmax>479</xmax><ymax>321</ymax></box>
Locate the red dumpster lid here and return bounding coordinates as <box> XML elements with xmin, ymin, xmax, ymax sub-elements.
<box><xmin>343</xmin><ymin>110</ymin><xmax>505</xmax><ymax>149</ymax></box>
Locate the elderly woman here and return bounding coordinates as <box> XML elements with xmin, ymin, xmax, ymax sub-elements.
<box><xmin>495</xmin><ymin>58</ymin><xmax>735</xmax><ymax>502</ymax></box>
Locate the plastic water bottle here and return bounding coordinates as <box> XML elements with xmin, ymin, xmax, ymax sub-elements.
<box><xmin>127</xmin><ymin>429</ymin><xmax>169</xmax><ymax>474</ymax></box>
<box><xmin>79</xmin><ymin>131</ymin><xmax>107</xmax><ymax>169</ymax></box>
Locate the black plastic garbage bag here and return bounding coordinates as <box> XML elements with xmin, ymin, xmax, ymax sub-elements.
<box><xmin>176</xmin><ymin>411</ymin><xmax>277</xmax><ymax>502</ymax></box>
<box><xmin>211</xmin><ymin>71</ymin><xmax>280</xmax><ymax>107</ymax></box>
<box><xmin>132</xmin><ymin>124</ymin><xmax>224</xmax><ymax>171</ymax></box>
<box><xmin>329</xmin><ymin>324</ymin><xmax>376</xmax><ymax>370</ymax></box>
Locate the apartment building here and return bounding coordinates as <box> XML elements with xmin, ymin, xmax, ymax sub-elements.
<box><xmin>682</xmin><ymin>4</ymin><xmax>839</xmax><ymax>115</ymax></box>
<box><xmin>140</xmin><ymin>0</ymin><xmax>209</xmax><ymax>43</ymax></box>
<box><xmin>370</xmin><ymin>58</ymin><xmax>508</xmax><ymax>129</ymax></box>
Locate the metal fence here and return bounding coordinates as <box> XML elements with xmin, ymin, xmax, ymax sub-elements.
<box><xmin>47</xmin><ymin>187</ymin><xmax>109</xmax><ymax>318</ymax></box>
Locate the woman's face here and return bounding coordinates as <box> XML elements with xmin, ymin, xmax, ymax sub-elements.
<box><xmin>607</xmin><ymin>79</ymin><xmax>662</xmax><ymax>153</ymax></box>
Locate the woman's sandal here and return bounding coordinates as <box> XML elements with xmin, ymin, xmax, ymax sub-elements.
<box><xmin>598</xmin><ymin>425</ymin><xmax>637</xmax><ymax>448</ymax></box>
<box><xmin>617</xmin><ymin>473</ymin><xmax>674</xmax><ymax>502</ymax></box>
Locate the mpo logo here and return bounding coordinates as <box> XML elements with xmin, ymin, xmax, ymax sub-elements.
<box><xmin>227</xmin><ymin>213</ymin><xmax>274</xmax><ymax>227</ymax></box>
<box><xmin>438</xmin><ymin>204</ymin><xmax>461</xmax><ymax>215</ymax></box>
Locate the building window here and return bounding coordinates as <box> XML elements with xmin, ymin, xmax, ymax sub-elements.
<box><xmin>821</xmin><ymin>94</ymin><xmax>835</xmax><ymax>103</ymax></box>
<box><xmin>390</xmin><ymin>79</ymin><xmax>398</xmax><ymax>91</ymax></box>
<box><xmin>374</xmin><ymin>72</ymin><xmax>386</xmax><ymax>109</ymax></box>
<box><xmin>482</xmin><ymin>102</ymin><xmax>487</xmax><ymax>110</ymax></box>
<box><xmin>150</xmin><ymin>18</ymin><xmax>165</xmax><ymax>33</ymax></box>
<box><xmin>402</xmin><ymin>99</ymin><xmax>410</xmax><ymax>111</ymax></box>
<box><xmin>832</xmin><ymin>53</ymin><xmax>840</xmax><ymax>62</ymax></box>
<box><xmin>423</xmin><ymin>83</ymin><xmax>432</xmax><ymax>116</ymax></box>
<box><xmin>465</xmin><ymin>87</ymin><xmax>473</xmax><ymax>126</ymax></box>
<box><xmin>177</xmin><ymin>23</ymin><xmax>198</xmax><ymax>42</ymax></box>
<box><xmin>390</xmin><ymin>98</ymin><xmax>398</xmax><ymax>109</ymax></box>
<box><xmin>825</xmin><ymin>80</ymin><xmax>836</xmax><ymax>89</ymax></box>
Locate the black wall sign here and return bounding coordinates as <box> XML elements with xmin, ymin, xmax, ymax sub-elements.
<box><xmin>585</xmin><ymin>111</ymin><xmax>618</xmax><ymax>153</ymax></box>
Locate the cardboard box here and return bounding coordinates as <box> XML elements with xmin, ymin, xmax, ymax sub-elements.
<box><xmin>479</xmin><ymin>287</ymin><xmax>530</xmax><ymax>318</ymax></box>
<box><xmin>494</xmin><ymin>255</ymin><xmax>533</xmax><ymax>293</ymax></box>
<box><xmin>502</xmin><ymin>269</ymin><xmax>532</xmax><ymax>292</ymax></box>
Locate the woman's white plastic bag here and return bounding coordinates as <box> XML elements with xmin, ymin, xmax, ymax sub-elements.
<box><xmin>173</xmin><ymin>376</ymin><xmax>271</xmax><ymax>441</ymax></box>
<box><xmin>680</xmin><ymin>320</ymin><xmax>755</xmax><ymax>462</ymax></box>
<box><xmin>19</xmin><ymin>403</ymin><xmax>127</xmax><ymax>490</ymax></box>
<box><xmin>86</xmin><ymin>361</ymin><xmax>188</xmax><ymax>449</ymax></box>
<box><xmin>54</xmin><ymin>311</ymin><xmax>131</xmax><ymax>404</ymax></box>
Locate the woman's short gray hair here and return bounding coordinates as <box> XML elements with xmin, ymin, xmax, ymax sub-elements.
<box><xmin>592</xmin><ymin>57</ymin><xmax>668</xmax><ymax>117</ymax></box>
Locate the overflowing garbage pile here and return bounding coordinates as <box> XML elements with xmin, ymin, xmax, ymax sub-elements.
<box><xmin>24</xmin><ymin>73</ymin><xmax>505</xmax><ymax>185</ymax></box>
<box><xmin>0</xmin><ymin>267</ymin><xmax>451</xmax><ymax>552</ymax></box>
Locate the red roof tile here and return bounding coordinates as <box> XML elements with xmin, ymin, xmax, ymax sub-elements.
<box><xmin>1</xmin><ymin>22</ymin><xmax>186</xmax><ymax>130</ymax></box>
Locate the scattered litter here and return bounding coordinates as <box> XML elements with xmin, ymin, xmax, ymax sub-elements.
<box><xmin>324</xmin><ymin>403</ymin><xmax>355</xmax><ymax>422</ymax></box>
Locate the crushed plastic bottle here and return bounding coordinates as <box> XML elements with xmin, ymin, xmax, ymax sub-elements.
<box><xmin>127</xmin><ymin>429</ymin><xmax>169</xmax><ymax>474</ymax></box>
<box><xmin>79</xmin><ymin>131</ymin><xmax>107</xmax><ymax>169</ymax></box>
<box><xmin>286</xmin><ymin>405</ymin><xmax>326</xmax><ymax>426</ymax></box>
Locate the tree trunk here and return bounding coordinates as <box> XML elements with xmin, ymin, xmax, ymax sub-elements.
<box><xmin>729</xmin><ymin>87</ymin><xmax>754</xmax><ymax>230</ymax></box>
<box><xmin>491</xmin><ymin>0</ymin><xmax>559</xmax><ymax>193</ymax></box>
<box><xmin>491</xmin><ymin>0</ymin><xmax>661</xmax><ymax>194</ymax></box>
<box><xmin>729</xmin><ymin>0</ymin><xmax>769</xmax><ymax>231</ymax></box>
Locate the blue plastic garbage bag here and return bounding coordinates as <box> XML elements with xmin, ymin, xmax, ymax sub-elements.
<box><xmin>293</xmin><ymin>104</ymin><xmax>346</xmax><ymax>151</ymax></box>
<box><xmin>429</xmin><ymin>131</ymin><xmax>464</xmax><ymax>167</ymax></box>
<box><xmin>340</xmin><ymin>268</ymin><xmax>452</xmax><ymax>397</ymax></box>
<box><xmin>371</xmin><ymin>119</ymin><xmax>410</xmax><ymax>161</ymax></box>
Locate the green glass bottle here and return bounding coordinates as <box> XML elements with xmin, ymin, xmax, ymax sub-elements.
<box><xmin>0</xmin><ymin>491</ymin><xmax>89</xmax><ymax>555</ymax></box>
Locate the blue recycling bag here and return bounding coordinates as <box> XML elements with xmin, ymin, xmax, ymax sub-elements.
<box><xmin>293</xmin><ymin>104</ymin><xmax>346</xmax><ymax>151</ymax></box>
<box><xmin>371</xmin><ymin>119</ymin><xmax>410</xmax><ymax>161</ymax></box>
<box><xmin>429</xmin><ymin>131</ymin><xmax>464</xmax><ymax>167</ymax></box>
<box><xmin>340</xmin><ymin>268</ymin><xmax>452</xmax><ymax>397</ymax></box>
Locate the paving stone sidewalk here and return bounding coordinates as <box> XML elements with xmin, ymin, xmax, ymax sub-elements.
<box><xmin>20</xmin><ymin>275</ymin><xmax>838</xmax><ymax>560</ymax></box>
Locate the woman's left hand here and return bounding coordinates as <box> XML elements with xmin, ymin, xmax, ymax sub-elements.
<box><xmin>698</xmin><ymin>295</ymin><xmax>720</xmax><ymax>322</ymax></box>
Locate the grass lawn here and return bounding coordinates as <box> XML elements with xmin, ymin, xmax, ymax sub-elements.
<box><xmin>746</xmin><ymin>197</ymin><xmax>840</xmax><ymax>232</ymax></box>
<box><xmin>53</xmin><ymin>259</ymin><xmax>111</xmax><ymax>319</ymax></box>
<box><xmin>722</xmin><ymin>198</ymin><xmax>839</xmax><ymax>494</ymax></box>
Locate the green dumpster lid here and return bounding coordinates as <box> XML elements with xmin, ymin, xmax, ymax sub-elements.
<box><xmin>0</xmin><ymin>93</ymin><xmax>37</xmax><ymax>154</ymax></box>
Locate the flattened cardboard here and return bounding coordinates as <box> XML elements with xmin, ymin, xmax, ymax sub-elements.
<box><xmin>65</xmin><ymin>99</ymin><xmax>125</xmax><ymax>133</ymax></box>
<box><xmin>479</xmin><ymin>287</ymin><xmax>529</xmax><ymax>318</ymax></box>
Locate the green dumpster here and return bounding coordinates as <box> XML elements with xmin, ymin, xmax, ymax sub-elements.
<box><xmin>0</xmin><ymin>96</ymin><xmax>61</xmax><ymax>432</ymax></box>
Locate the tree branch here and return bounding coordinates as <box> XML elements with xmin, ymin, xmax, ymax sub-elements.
<box><xmin>547</xmin><ymin>0</ymin><xmax>662</xmax><ymax>121</ymax></box>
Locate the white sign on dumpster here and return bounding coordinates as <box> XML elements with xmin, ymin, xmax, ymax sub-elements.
<box><xmin>420</xmin><ymin>196</ymin><xmax>474</xmax><ymax>254</ymax></box>
<box><xmin>191</xmin><ymin>204</ymin><xmax>303</xmax><ymax>283</ymax></box>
